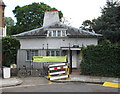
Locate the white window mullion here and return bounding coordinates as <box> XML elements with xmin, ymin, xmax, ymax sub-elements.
<box><xmin>52</xmin><ymin>30</ymin><xmax>53</xmax><ymax>37</ymax></box>
<box><xmin>65</xmin><ymin>30</ymin><xmax>66</xmax><ymax>36</ymax></box>
<box><xmin>61</xmin><ymin>30</ymin><xmax>64</xmax><ymax>37</ymax></box>
<box><xmin>61</xmin><ymin>30</ymin><xmax>63</xmax><ymax>36</ymax></box>
<box><xmin>47</xmin><ymin>31</ymin><xmax>49</xmax><ymax>37</ymax></box>
<box><xmin>55</xmin><ymin>51</ymin><xmax>56</xmax><ymax>56</ymax></box>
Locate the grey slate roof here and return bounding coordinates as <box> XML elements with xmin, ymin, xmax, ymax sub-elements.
<box><xmin>12</xmin><ymin>22</ymin><xmax>102</xmax><ymax>38</ymax></box>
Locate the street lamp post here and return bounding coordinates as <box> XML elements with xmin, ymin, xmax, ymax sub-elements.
<box><xmin>30</xmin><ymin>49</ymin><xmax>33</xmax><ymax>75</ymax></box>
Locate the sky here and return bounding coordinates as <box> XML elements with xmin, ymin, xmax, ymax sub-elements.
<box><xmin>3</xmin><ymin>0</ymin><xmax>107</xmax><ymax>28</ymax></box>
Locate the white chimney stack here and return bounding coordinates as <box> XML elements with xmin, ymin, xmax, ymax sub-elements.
<box><xmin>43</xmin><ymin>10</ymin><xmax>60</xmax><ymax>27</ymax></box>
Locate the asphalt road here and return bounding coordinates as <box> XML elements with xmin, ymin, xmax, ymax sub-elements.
<box><xmin>1</xmin><ymin>82</ymin><xmax>119</xmax><ymax>92</ymax></box>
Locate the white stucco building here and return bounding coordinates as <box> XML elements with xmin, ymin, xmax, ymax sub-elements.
<box><xmin>13</xmin><ymin>10</ymin><xmax>102</xmax><ymax>69</ymax></box>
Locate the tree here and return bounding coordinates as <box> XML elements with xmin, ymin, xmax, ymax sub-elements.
<box><xmin>80</xmin><ymin>20</ymin><xmax>93</xmax><ymax>30</ymax></box>
<box><xmin>2</xmin><ymin>36</ymin><xmax>20</xmax><ymax>67</ymax></box>
<box><xmin>9</xmin><ymin>2</ymin><xmax>63</xmax><ymax>35</ymax></box>
<box><xmin>92</xmin><ymin>0</ymin><xmax>120</xmax><ymax>43</ymax></box>
<box><xmin>80</xmin><ymin>0</ymin><xmax>120</xmax><ymax>43</ymax></box>
<box><xmin>61</xmin><ymin>17</ymin><xmax>71</xmax><ymax>26</ymax></box>
<box><xmin>4</xmin><ymin>17</ymin><xmax>15</xmax><ymax>36</ymax></box>
<box><xmin>4</xmin><ymin>17</ymin><xmax>14</xmax><ymax>27</ymax></box>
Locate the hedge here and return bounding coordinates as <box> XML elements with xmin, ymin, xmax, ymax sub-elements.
<box><xmin>80</xmin><ymin>43</ymin><xmax>120</xmax><ymax>77</ymax></box>
<box><xmin>2</xmin><ymin>36</ymin><xmax>20</xmax><ymax>67</ymax></box>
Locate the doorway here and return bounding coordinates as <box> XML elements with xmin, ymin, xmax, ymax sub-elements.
<box><xmin>72</xmin><ymin>50</ymin><xmax>77</xmax><ymax>68</ymax></box>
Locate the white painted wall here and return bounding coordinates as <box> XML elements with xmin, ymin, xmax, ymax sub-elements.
<box><xmin>19</xmin><ymin>37</ymin><xmax>98</xmax><ymax>50</ymax></box>
<box><xmin>17</xmin><ymin>37</ymin><xmax>98</xmax><ymax>68</ymax></box>
<box><xmin>43</xmin><ymin>11</ymin><xmax>60</xmax><ymax>27</ymax></box>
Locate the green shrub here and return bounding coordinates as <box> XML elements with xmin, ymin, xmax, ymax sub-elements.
<box><xmin>80</xmin><ymin>42</ymin><xmax>120</xmax><ymax>77</ymax></box>
<box><xmin>2</xmin><ymin>36</ymin><xmax>20</xmax><ymax>67</ymax></box>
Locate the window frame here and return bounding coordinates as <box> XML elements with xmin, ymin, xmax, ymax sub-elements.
<box><xmin>47</xmin><ymin>30</ymin><xmax>67</xmax><ymax>37</ymax></box>
<box><xmin>47</xmin><ymin>50</ymin><xmax>61</xmax><ymax>56</ymax></box>
<box><xmin>26</xmin><ymin>50</ymin><xmax>39</xmax><ymax>61</ymax></box>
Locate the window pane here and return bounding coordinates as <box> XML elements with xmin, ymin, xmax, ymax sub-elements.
<box><xmin>51</xmin><ymin>51</ymin><xmax>54</xmax><ymax>56</ymax></box>
<box><xmin>53</xmin><ymin>30</ymin><xmax>56</xmax><ymax>37</ymax></box>
<box><xmin>35</xmin><ymin>50</ymin><xmax>38</xmax><ymax>56</ymax></box>
<box><xmin>49</xmin><ymin>31</ymin><xmax>52</xmax><ymax>36</ymax></box>
<box><xmin>58</xmin><ymin>30</ymin><xmax>61</xmax><ymax>36</ymax></box>
<box><xmin>56</xmin><ymin>51</ymin><xmax>60</xmax><ymax>56</ymax></box>
<box><xmin>27</xmin><ymin>51</ymin><xmax>30</xmax><ymax>60</ymax></box>
<box><xmin>31</xmin><ymin>50</ymin><xmax>34</xmax><ymax>56</ymax></box>
<box><xmin>62</xmin><ymin>30</ymin><xmax>66</xmax><ymax>36</ymax></box>
<box><xmin>26</xmin><ymin>50</ymin><xmax>38</xmax><ymax>61</ymax></box>
<box><xmin>46</xmin><ymin>51</ymin><xmax>50</xmax><ymax>56</ymax></box>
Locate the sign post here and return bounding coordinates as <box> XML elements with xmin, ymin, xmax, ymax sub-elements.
<box><xmin>69</xmin><ymin>43</ymin><xmax>72</xmax><ymax>74</ymax></box>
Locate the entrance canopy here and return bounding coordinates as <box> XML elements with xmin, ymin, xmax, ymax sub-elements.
<box><xmin>61</xmin><ymin>47</ymin><xmax>81</xmax><ymax>50</ymax></box>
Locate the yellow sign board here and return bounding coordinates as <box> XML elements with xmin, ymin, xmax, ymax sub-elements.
<box><xmin>33</xmin><ymin>56</ymin><xmax>67</xmax><ymax>62</ymax></box>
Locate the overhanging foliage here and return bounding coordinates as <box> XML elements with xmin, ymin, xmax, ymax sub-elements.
<box><xmin>7</xmin><ymin>2</ymin><xmax>63</xmax><ymax>35</ymax></box>
<box><xmin>2</xmin><ymin>36</ymin><xmax>20</xmax><ymax>67</ymax></box>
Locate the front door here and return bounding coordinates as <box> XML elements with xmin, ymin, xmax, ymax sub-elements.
<box><xmin>72</xmin><ymin>50</ymin><xmax>77</xmax><ymax>68</ymax></box>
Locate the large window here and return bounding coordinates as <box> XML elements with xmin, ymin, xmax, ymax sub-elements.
<box><xmin>47</xmin><ymin>30</ymin><xmax>66</xmax><ymax>37</ymax></box>
<box><xmin>26</xmin><ymin>50</ymin><xmax>38</xmax><ymax>61</ymax></box>
<box><xmin>47</xmin><ymin>50</ymin><xmax>60</xmax><ymax>56</ymax></box>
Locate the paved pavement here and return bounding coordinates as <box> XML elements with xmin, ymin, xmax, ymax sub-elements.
<box><xmin>0</xmin><ymin>77</ymin><xmax>23</xmax><ymax>87</ymax></box>
<box><xmin>52</xmin><ymin>72</ymin><xmax>119</xmax><ymax>84</ymax></box>
<box><xmin>0</xmin><ymin>70</ymin><xmax>119</xmax><ymax>87</ymax></box>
